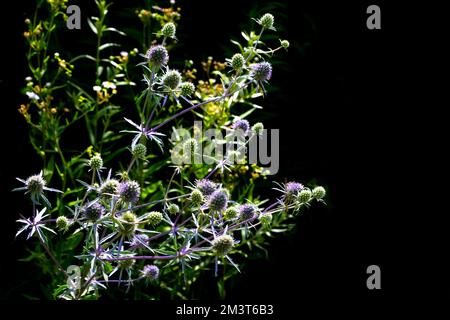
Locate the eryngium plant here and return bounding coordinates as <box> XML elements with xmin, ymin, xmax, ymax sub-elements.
<box><xmin>14</xmin><ymin>1</ymin><xmax>326</xmax><ymax>300</ymax></box>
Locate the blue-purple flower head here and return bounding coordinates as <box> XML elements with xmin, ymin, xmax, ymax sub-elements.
<box><xmin>82</xmin><ymin>202</ymin><xmax>105</xmax><ymax>221</ymax></box>
<box><xmin>284</xmin><ymin>181</ymin><xmax>304</xmax><ymax>203</ymax></box>
<box><xmin>239</xmin><ymin>203</ymin><xmax>257</xmax><ymax>220</ymax></box>
<box><xmin>251</xmin><ymin>62</ymin><xmax>272</xmax><ymax>82</ymax></box>
<box><xmin>207</xmin><ymin>189</ymin><xmax>228</xmax><ymax>212</ymax></box>
<box><xmin>146</xmin><ymin>45</ymin><xmax>169</xmax><ymax>67</ymax></box>
<box><xmin>232</xmin><ymin>119</ymin><xmax>250</xmax><ymax>135</ymax></box>
<box><xmin>142</xmin><ymin>264</ymin><xmax>159</xmax><ymax>281</ymax></box>
<box><xmin>130</xmin><ymin>234</ymin><xmax>149</xmax><ymax>250</ymax></box>
<box><xmin>196</xmin><ymin>179</ymin><xmax>217</xmax><ymax>196</ymax></box>
<box><xmin>118</xmin><ymin>180</ymin><xmax>141</xmax><ymax>204</ymax></box>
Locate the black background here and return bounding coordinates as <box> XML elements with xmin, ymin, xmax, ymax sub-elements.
<box><xmin>0</xmin><ymin>0</ymin><xmax>447</xmax><ymax>314</ymax></box>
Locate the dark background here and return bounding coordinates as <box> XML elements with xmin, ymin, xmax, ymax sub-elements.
<box><xmin>0</xmin><ymin>0</ymin><xmax>447</xmax><ymax>313</ymax></box>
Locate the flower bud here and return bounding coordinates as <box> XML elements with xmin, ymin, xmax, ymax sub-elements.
<box><xmin>56</xmin><ymin>216</ymin><xmax>69</xmax><ymax>232</ymax></box>
<box><xmin>162</xmin><ymin>69</ymin><xmax>182</xmax><ymax>90</ymax></box>
<box><xmin>224</xmin><ymin>206</ymin><xmax>239</xmax><ymax>220</ymax></box>
<box><xmin>252</xmin><ymin>122</ymin><xmax>264</xmax><ymax>135</ymax></box>
<box><xmin>119</xmin><ymin>211</ymin><xmax>137</xmax><ymax>236</ymax></box>
<box><xmin>89</xmin><ymin>154</ymin><xmax>103</xmax><ymax>171</ymax></box>
<box><xmin>280</xmin><ymin>39</ymin><xmax>290</xmax><ymax>49</ymax></box>
<box><xmin>147</xmin><ymin>211</ymin><xmax>163</xmax><ymax>226</ymax></box>
<box><xmin>190</xmin><ymin>189</ymin><xmax>204</xmax><ymax>207</ymax></box>
<box><xmin>312</xmin><ymin>186</ymin><xmax>326</xmax><ymax>200</ymax></box>
<box><xmin>298</xmin><ymin>189</ymin><xmax>312</xmax><ymax>203</ymax></box>
<box><xmin>259</xmin><ymin>13</ymin><xmax>275</xmax><ymax>30</ymax></box>
<box><xmin>231</xmin><ymin>53</ymin><xmax>244</xmax><ymax>70</ymax></box>
<box><xmin>167</xmin><ymin>203</ymin><xmax>180</xmax><ymax>215</ymax></box>
<box><xmin>25</xmin><ymin>174</ymin><xmax>46</xmax><ymax>196</ymax></box>
<box><xmin>99</xmin><ymin>179</ymin><xmax>120</xmax><ymax>198</ymax></box>
<box><xmin>259</xmin><ymin>213</ymin><xmax>272</xmax><ymax>227</ymax></box>
<box><xmin>212</xmin><ymin>234</ymin><xmax>234</xmax><ymax>256</ymax></box>
<box><xmin>132</xmin><ymin>143</ymin><xmax>147</xmax><ymax>159</ymax></box>
<box><xmin>161</xmin><ymin>22</ymin><xmax>176</xmax><ymax>38</ymax></box>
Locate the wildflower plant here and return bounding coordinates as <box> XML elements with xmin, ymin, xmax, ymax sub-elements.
<box><xmin>14</xmin><ymin>1</ymin><xmax>326</xmax><ymax>300</ymax></box>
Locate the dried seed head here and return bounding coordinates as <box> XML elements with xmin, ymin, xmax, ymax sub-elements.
<box><xmin>190</xmin><ymin>189</ymin><xmax>204</xmax><ymax>207</ymax></box>
<box><xmin>99</xmin><ymin>179</ymin><xmax>120</xmax><ymax>198</ymax></box>
<box><xmin>259</xmin><ymin>13</ymin><xmax>275</xmax><ymax>30</ymax></box>
<box><xmin>146</xmin><ymin>45</ymin><xmax>169</xmax><ymax>67</ymax></box>
<box><xmin>89</xmin><ymin>154</ymin><xmax>103</xmax><ymax>171</ymax></box>
<box><xmin>208</xmin><ymin>189</ymin><xmax>228</xmax><ymax>212</ymax></box>
<box><xmin>180</xmin><ymin>82</ymin><xmax>196</xmax><ymax>96</ymax></box>
<box><xmin>212</xmin><ymin>234</ymin><xmax>234</xmax><ymax>256</ymax></box>
<box><xmin>161</xmin><ymin>22</ymin><xmax>176</xmax><ymax>38</ymax></box>
<box><xmin>142</xmin><ymin>264</ymin><xmax>159</xmax><ymax>280</ymax></box>
<box><xmin>231</xmin><ymin>53</ymin><xmax>245</xmax><ymax>70</ymax></box>
<box><xmin>251</xmin><ymin>62</ymin><xmax>272</xmax><ymax>81</ymax></box>
<box><xmin>298</xmin><ymin>189</ymin><xmax>312</xmax><ymax>203</ymax></box>
<box><xmin>118</xmin><ymin>180</ymin><xmax>141</xmax><ymax>204</ymax></box>
<box><xmin>196</xmin><ymin>179</ymin><xmax>217</xmax><ymax>196</ymax></box>
<box><xmin>312</xmin><ymin>186</ymin><xmax>326</xmax><ymax>200</ymax></box>
<box><xmin>147</xmin><ymin>211</ymin><xmax>163</xmax><ymax>226</ymax></box>
<box><xmin>167</xmin><ymin>203</ymin><xmax>180</xmax><ymax>215</ymax></box>
<box><xmin>132</xmin><ymin>143</ymin><xmax>147</xmax><ymax>159</ymax></box>
<box><xmin>162</xmin><ymin>69</ymin><xmax>182</xmax><ymax>90</ymax></box>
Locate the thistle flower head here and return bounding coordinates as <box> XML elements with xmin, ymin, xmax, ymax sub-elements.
<box><xmin>161</xmin><ymin>22</ymin><xmax>176</xmax><ymax>38</ymax></box>
<box><xmin>224</xmin><ymin>206</ymin><xmax>239</xmax><ymax>220</ymax></box>
<box><xmin>119</xmin><ymin>211</ymin><xmax>137</xmax><ymax>236</ymax></box>
<box><xmin>252</xmin><ymin>122</ymin><xmax>264</xmax><ymax>135</ymax></box>
<box><xmin>251</xmin><ymin>62</ymin><xmax>272</xmax><ymax>82</ymax></box>
<box><xmin>82</xmin><ymin>202</ymin><xmax>105</xmax><ymax>221</ymax></box>
<box><xmin>207</xmin><ymin>189</ymin><xmax>228</xmax><ymax>212</ymax></box>
<box><xmin>89</xmin><ymin>154</ymin><xmax>103</xmax><ymax>171</ymax></box>
<box><xmin>231</xmin><ymin>119</ymin><xmax>250</xmax><ymax>135</ymax></box>
<box><xmin>231</xmin><ymin>53</ymin><xmax>245</xmax><ymax>71</ymax></box>
<box><xmin>298</xmin><ymin>189</ymin><xmax>312</xmax><ymax>203</ymax></box>
<box><xmin>167</xmin><ymin>203</ymin><xmax>180</xmax><ymax>215</ymax></box>
<box><xmin>56</xmin><ymin>216</ymin><xmax>69</xmax><ymax>232</ymax></box>
<box><xmin>147</xmin><ymin>211</ymin><xmax>163</xmax><ymax>226</ymax></box>
<box><xmin>132</xmin><ymin>143</ymin><xmax>147</xmax><ymax>159</ymax></box>
<box><xmin>118</xmin><ymin>180</ymin><xmax>141</xmax><ymax>204</ymax></box>
<box><xmin>285</xmin><ymin>181</ymin><xmax>304</xmax><ymax>203</ymax></box>
<box><xmin>130</xmin><ymin>234</ymin><xmax>149</xmax><ymax>250</ymax></box>
<box><xmin>180</xmin><ymin>82</ymin><xmax>196</xmax><ymax>96</ymax></box>
<box><xmin>312</xmin><ymin>186</ymin><xmax>326</xmax><ymax>200</ymax></box>
<box><xmin>196</xmin><ymin>179</ymin><xmax>217</xmax><ymax>196</ymax></box>
<box><xmin>190</xmin><ymin>189</ymin><xmax>204</xmax><ymax>207</ymax></box>
<box><xmin>146</xmin><ymin>45</ymin><xmax>169</xmax><ymax>67</ymax></box>
<box><xmin>258</xmin><ymin>13</ymin><xmax>275</xmax><ymax>30</ymax></box>
<box><xmin>239</xmin><ymin>203</ymin><xmax>257</xmax><ymax>220</ymax></box>
<box><xmin>99</xmin><ymin>179</ymin><xmax>119</xmax><ymax>197</ymax></box>
<box><xmin>212</xmin><ymin>234</ymin><xmax>234</xmax><ymax>256</ymax></box>
<box><xmin>142</xmin><ymin>264</ymin><xmax>159</xmax><ymax>280</ymax></box>
<box><xmin>25</xmin><ymin>174</ymin><xmax>46</xmax><ymax>196</ymax></box>
<box><xmin>162</xmin><ymin>69</ymin><xmax>181</xmax><ymax>90</ymax></box>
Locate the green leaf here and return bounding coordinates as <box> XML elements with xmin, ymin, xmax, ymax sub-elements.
<box><xmin>98</xmin><ymin>43</ymin><xmax>120</xmax><ymax>51</ymax></box>
<box><xmin>87</xmin><ymin>18</ymin><xmax>97</xmax><ymax>34</ymax></box>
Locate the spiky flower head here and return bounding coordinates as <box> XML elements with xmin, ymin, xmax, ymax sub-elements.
<box><xmin>119</xmin><ymin>211</ymin><xmax>137</xmax><ymax>236</ymax></box>
<box><xmin>56</xmin><ymin>216</ymin><xmax>69</xmax><ymax>232</ymax></box>
<box><xmin>25</xmin><ymin>173</ymin><xmax>46</xmax><ymax>196</ymax></box>
<box><xmin>259</xmin><ymin>213</ymin><xmax>273</xmax><ymax>227</ymax></box>
<box><xmin>196</xmin><ymin>179</ymin><xmax>217</xmax><ymax>196</ymax></box>
<box><xmin>251</xmin><ymin>62</ymin><xmax>272</xmax><ymax>82</ymax></box>
<box><xmin>280</xmin><ymin>39</ymin><xmax>290</xmax><ymax>49</ymax></box>
<box><xmin>224</xmin><ymin>206</ymin><xmax>239</xmax><ymax>220</ymax></box>
<box><xmin>167</xmin><ymin>203</ymin><xmax>180</xmax><ymax>215</ymax></box>
<box><xmin>118</xmin><ymin>180</ymin><xmax>141</xmax><ymax>204</ymax></box>
<box><xmin>99</xmin><ymin>179</ymin><xmax>119</xmax><ymax>198</ymax></box>
<box><xmin>252</xmin><ymin>122</ymin><xmax>264</xmax><ymax>136</ymax></box>
<box><xmin>312</xmin><ymin>186</ymin><xmax>326</xmax><ymax>200</ymax></box>
<box><xmin>82</xmin><ymin>202</ymin><xmax>105</xmax><ymax>221</ymax></box>
<box><xmin>142</xmin><ymin>264</ymin><xmax>159</xmax><ymax>281</ymax></box>
<box><xmin>285</xmin><ymin>181</ymin><xmax>304</xmax><ymax>203</ymax></box>
<box><xmin>212</xmin><ymin>234</ymin><xmax>234</xmax><ymax>256</ymax></box>
<box><xmin>258</xmin><ymin>13</ymin><xmax>275</xmax><ymax>30</ymax></box>
<box><xmin>146</xmin><ymin>45</ymin><xmax>169</xmax><ymax>67</ymax></box>
<box><xmin>190</xmin><ymin>189</ymin><xmax>204</xmax><ymax>207</ymax></box>
<box><xmin>89</xmin><ymin>154</ymin><xmax>103</xmax><ymax>171</ymax></box>
<box><xmin>231</xmin><ymin>53</ymin><xmax>245</xmax><ymax>70</ymax></box>
<box><xmin>132</xmin><ymin>143</ymin><xmax>147</xmax><ymax>159</ymax></box>
<box><xmin>147</xmin><ymin>211</ymin><xmax>163</xmax><ymax>226</ymax></box>
<box><xmin>161</xmin><ymin>22</ymin><xmax>176</xmax><ymax>38</ymax></box>
<box><xmin>232</xmin><ymin>119</ymin><xmax>250</xmax><ymax>135</ymax></box>
<box><xmin>298</xmin><ymin>189</ymin><xmax>312</xmax><ymax>203</ymax></box>
<box><xmin>130</xmin><ymin>234</ymin><xmax>149</xmax><ymax>250</ymax></box>
<box><xmin>119</xmin><ymin>258</ymin><xmax>135</xmax><ymax>269</ymax></box>
<box><xmin>239</xmin><ymin>203</ymin><xmax>257</xmax><ymax>220</ymax></box>
<box><xmin>162</xmin><ymin>69</ymin><xmax>181</xmax><ymax>90</ymax></box>
<box><xmin>182</xmin><ymin>138</ymin><xmax>199</xmax><ymax>162</ymax></box>
<box><xmin>180</xmin><ymin>82</ymin><xmax>195</xmax><ymax>96</ymax></box>
<box><xmin>207</xmin><ymin>189</ymin><xmax>228</xmax><ymax>212</ymax></box>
